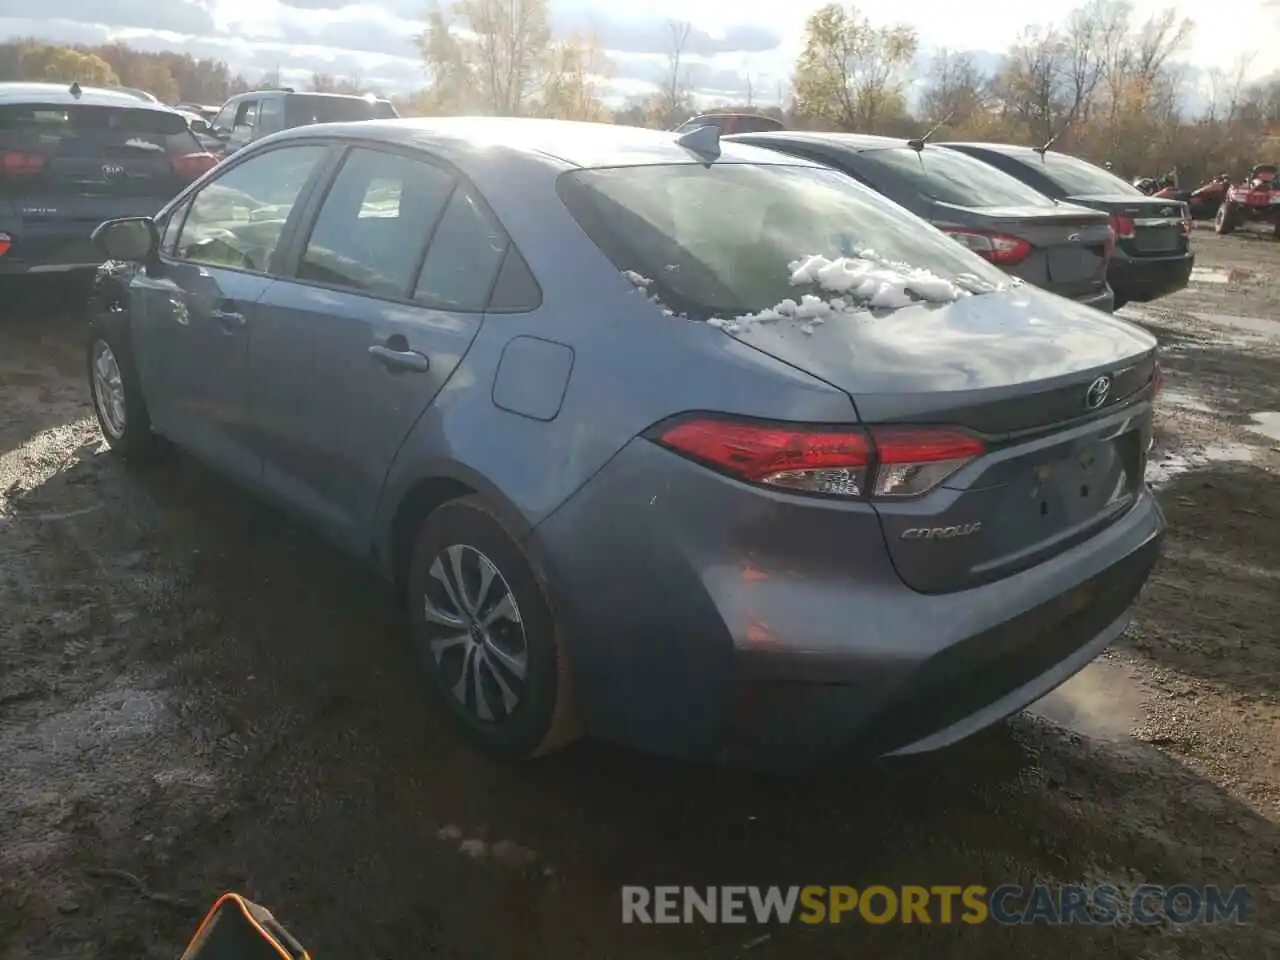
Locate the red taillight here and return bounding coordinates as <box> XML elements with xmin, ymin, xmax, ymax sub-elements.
<box><xmin>171</xmin><ymin>152</ymin><xmax>218</xmax><ymax>180</ymax></box>
<box><xmin>1178</xmin><ymin>217</ymin><xmax>1192</xmax><ymax>236</ymax></box>
<box><xmin>867</xmin><ymin>426</ymin><xmax>987</xmax><ymax>497</ymax></box>
<box><xmin>1110</xmin><ymin>213</ymin><xmax>1135</xmax><ymax>240</ymax></box>
<box><xmin>652</xmin><ymin>417</ymin><xmax>985</xmax><ymax>499</ymax></box>
<box><xmin>939</xmin><ymin>228</ymin><xmax>1031</xmax><ymax>265</ymax></box>
<box><xmin>0</xmin><ymin>232</ymin><xmax>10</xmax><ymax>257</ymax></box>
<box><xmin>2</xmin><ymin>150</ymin><xmax>45</xmax><ymax>175</ymax></box>
<box><xmin>1151</xmin><ymin>358</ymin><xmax>1163</xmax><ymax>396</ymax></box>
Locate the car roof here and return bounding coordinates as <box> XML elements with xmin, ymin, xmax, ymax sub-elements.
<box><xmin>0</xmin><ymin>81</ymin><xmax>177</xmax><ymax>110</ymax></box>
<box><xmin>939</xmin><ymin>141</ymin><xmax>1050</xmax><ymax>161</ymax></box>
<box><xmin>264</xmin><ymin>117</ymin><xmax>823</xmax><ymax>170</ymax></box>
<box><xmin>727</xmin><ymin>130</ymin><xmax>912</xmax><ymax>153</ymax></box>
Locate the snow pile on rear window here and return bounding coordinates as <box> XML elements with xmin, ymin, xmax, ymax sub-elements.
<box><xmin>711</xmin><ymin>252</ymin><xmax>979</xmax><ymax>334</ymax></box>
<box><xmin>787</xmin><ymin>253</ymin><xmax>966</xmax><ymax>308</ymax></box>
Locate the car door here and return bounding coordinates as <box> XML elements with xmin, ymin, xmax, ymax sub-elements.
<box><xmin>128</xmin><ymin>142</ymin><xmax>332</xmax><ymax>484</ymax></box>
<box><xmin>249</xmin><ymin>144</ymin><xmax>500</xmax><ymax>551</ymax></box>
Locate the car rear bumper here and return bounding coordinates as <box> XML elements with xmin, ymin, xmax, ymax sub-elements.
<box><xmin>0</xmin><ymin>221</ymin><xmax>107</xmax><ymax>276</ymax></box>
<box><xmin>1108</xmin><ymin>249</ymin><xmax>1193</xmax><ymax>303</ymax></box>
<box><xmin>531</xmin><ymin>436</ymin><xmax>1166</xmax><ymax>772</ymax></box>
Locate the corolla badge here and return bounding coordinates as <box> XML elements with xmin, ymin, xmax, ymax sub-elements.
<box><xmin>102</xmin><ymin>164</ymin><xmax>125</xmax><ymax>178</ymax></box>
<box><xmin>901</xmin><ymin>522</ymin><xmax>982</xmax><ymax>540</ymax></box>
<box><xmin>1085</xmin><ymin>374</ymin><xmax>1112</xmax><ymax>409</ymax></box>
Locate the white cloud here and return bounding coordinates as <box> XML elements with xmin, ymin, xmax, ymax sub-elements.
<box><xmin>3</xmin><ymin>0</ymin><xmax>1277</xmax><ymax>103</ymax></box>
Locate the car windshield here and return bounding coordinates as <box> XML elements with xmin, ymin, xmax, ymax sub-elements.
<box><xmin>860</xmin><ymin>146</ymin><xmax>1055</xmax><ymax>208</ymax></box>
<box><xmin>558</xmin><ymin>162</ymin><xmax>1009</xmax><ymax>319</ymax></box>
<box><xmin>1036</xmin><ymin>153</ymin><xmax>1142</xmax><ymax>197</ymax></box>
<box><xmin>284</xmin><ymin>95</ymin><xmax>376</xmax><ymax>125</ymax></box>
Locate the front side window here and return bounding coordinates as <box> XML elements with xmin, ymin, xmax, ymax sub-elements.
<box><xmin>257</xmin><ymin>97</ymin><xmax>284</xmax><ymax>136</ymax></box>
<box><xmin>859</xmin><ymin>147</ymin><xmax>1055</xmax><ymax>209</ymax></box>
<box><xmin>233</xmin><ymin>100</ymin><xmax>258</xmax><ymax>132</ymax></box>
<box><xmin>211</xmin><ymin>102</ymin><xmax>236</xmax><ymax>133</ymax></box>
<box><xmin>174</xmin><ymin>144</ymin><xmax>326</xmax><ymax>272</ymax></box>
<box><xmin>298</xmin><ymin>147</ymin><xmax>455</xmax><ymax>298</ymax></box>
<box><xmin>558</xmin><ymin>162</ymin><xmax>1009</xmax><ymax>319</ymax></box>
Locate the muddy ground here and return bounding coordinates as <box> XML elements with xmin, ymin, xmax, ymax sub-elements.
<box><xmin>1</xmin><ymin>229</ymin><xmax>1278</xmax><ymax>959</ymax></box>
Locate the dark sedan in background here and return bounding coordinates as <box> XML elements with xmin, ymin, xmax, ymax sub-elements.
<box><xmin>0</xmin><ymin>81</ymin><xmax>217</xmax><ymax>279</ymax></box>
<box><xmin>729</xmin><ymin>131</ymin><xmax>1116</xmax><ymax>311</ymax></box>
<box><xmin>938</xmin><ymin>142</ymin><xmax>1194</xmax><ymax>309</ymax></box>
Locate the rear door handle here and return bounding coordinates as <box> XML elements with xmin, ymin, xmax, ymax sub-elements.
<box><xmin>368</xmin><ymin>344</ymin><xmax>430</xmax><ymax>373</ymax></box>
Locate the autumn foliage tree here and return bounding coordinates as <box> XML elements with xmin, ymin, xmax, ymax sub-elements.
<box><xmin>792</xmin><ymin>4</ymin><xmax>917</xmax><ymax>133</ymax></box>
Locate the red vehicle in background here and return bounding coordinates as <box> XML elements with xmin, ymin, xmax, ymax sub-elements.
<box><xmin>1214</xmin><ymin>163</ymin><xmax>1280</xmax><ymax>236</ymax></box>
<box><xmin>1136</xmin><ymin>171</ymin><xmax>1232</xmax><ymax>220</ymax></box>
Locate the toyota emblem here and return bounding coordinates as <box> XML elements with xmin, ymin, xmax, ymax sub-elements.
<box><xmin>1067</xmin><ymin>233</ymin><xmax>1082</xmax><ymax>243</ymax></box>
<box><xmin>1085</xmin><ymin>375</ymin><xmax>1112</xmax><ymax>410</ymax></box>
<box><xmin>101</xmin><ymin>164</ymin><xmax>125</xmax><ymax>178</ymax></box>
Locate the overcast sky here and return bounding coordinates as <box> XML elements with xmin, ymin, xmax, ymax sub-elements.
<box><xmin>2</xmin><ymin>0</ymin><xmax>1277</xmax><ymax>104</ymax></box>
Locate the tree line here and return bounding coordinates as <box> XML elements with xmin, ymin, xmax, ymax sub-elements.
<box><xmin>4</xmin><ymin>0</ymin><xmax>1279</xmax><ymax>185</ymax></box>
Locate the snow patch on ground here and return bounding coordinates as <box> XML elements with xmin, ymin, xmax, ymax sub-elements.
<box><xmin>1247</xmin><ymin>411</ymin><xmax>1280</xmax><ymax>442</ymax></box>
<box><xmin>1145</xmin><ymin>444</ymin><xmax>1256</xmax><ymax>489</ymax></box>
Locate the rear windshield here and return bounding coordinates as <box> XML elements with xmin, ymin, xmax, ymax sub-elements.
<box><xmin>284</xmin><ymin>95</ymin><xmax>377</xmax><ymax>126</ymax></box>
<box><xmin>558</xmin><ymin>162</ymin><xmax>1010</xmax><ymax>318</ymax></box>
<box><xmin>1035</xmin><ymin>153</ymin><xmax>1142</xmax><ymax>197</ymax></box>
<box><xmin>860</xmin><ymin>146</ymin><xmax>1054</xmax><ymax>209</ymax></box>
<box><xmin>0</xmin><ymin>104</ymin><xmax>195</xmax><ymax>157</ymax></box>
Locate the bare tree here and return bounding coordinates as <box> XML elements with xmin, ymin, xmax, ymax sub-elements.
<box><xmin>918</xmin><ymin>48</ymin><xmax>986</xmax><ymax>127</ymax></box>
<box><xmin>655</xmin><ymin>20</ymin><xmax>692</xmax><ymax>125</ymax></box>
<box><xmin>1062</xmin><ymin>2</ymin><xmax>1109</xmax><ymax>120</ymax></box>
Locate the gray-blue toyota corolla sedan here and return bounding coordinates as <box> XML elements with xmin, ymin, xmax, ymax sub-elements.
<box><xmin>85</xmin><ymin>118</ymin><xmax>1166</xmax><ymax>772</ymax></box>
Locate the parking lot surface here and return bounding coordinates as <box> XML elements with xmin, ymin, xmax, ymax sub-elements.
<box><xmin>1</xmin><ymin>229</ymin><xmax>1277</xmax><ymax>958</ymax></box>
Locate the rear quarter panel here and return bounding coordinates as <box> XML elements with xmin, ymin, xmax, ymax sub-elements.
<box><xmin>371</xmin><ymin>154</ymin><xmax>856</xmax><ymax>567</ymax></box>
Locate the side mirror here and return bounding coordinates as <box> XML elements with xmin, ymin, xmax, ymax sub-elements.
<box><xmin>92</xmin><ymin>217</ymin><xmax>159</xmax><ymax>262</ymax></box>
<box><xmin>212</xmin><ymin>126</ymin><xmax>230</xmax><ymax>141</ymax></box>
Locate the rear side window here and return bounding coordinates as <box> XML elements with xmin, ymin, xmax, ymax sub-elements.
<box><xmin>413</xmin><ymin>188</ymin><xmax>509</xmax><ymax>311</ymax></box>
<box><xmin>859</xmin><ymin>147</ymin><xmax>1055</xmax><ymax>209</ymax></box>
<box><xmin>299</xmin><ymin>147</ymin><xmax>455</xmax><ymax>298</ymax></box>
<box><xmin>1036</xmin><ymin>153</ymin><xmax>1142</xmax><ymax>197</ymax></box>
<box><xmin>558</xmin><ymin>163</ymin><xmax>1009</xmax><ymax>319</ymax></box>
<box><xmin>284</xmin><ymin>95</ymin><xmax>376</xmax><ymax>127</ymax></box>
<box><xmin>0</xmin><ymin>104</ymin><xmax>198</xmax><ymax>159</ymax></box>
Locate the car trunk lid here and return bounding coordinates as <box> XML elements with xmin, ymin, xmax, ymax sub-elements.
<box><xmin>934</xmin><ymin>201</ymin><xmax>1111</xmax><ymax>299</ymax></box>
<box><xmin>1065</xmin><ymin>193</ymin><xmax>1187</xmax><ymax>257</ymax></box>
<box><xmin>728</xmin><ymin>286</ymin><xmax>1158</xmax><ymax>593</ymax></box>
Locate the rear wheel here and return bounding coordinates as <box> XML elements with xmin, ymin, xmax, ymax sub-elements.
<box><xmin>406</xmin><ymin>496</ymin><xmax>579</xmax><ymax>759</ymax></box>
<box><xmin>86</xmin><ymin>291</ymin><xmax>161</xmax><ymax>460</ymax></box>
<box><xmin>1215</xmin><ymin>202</ymin><xmax>1238</xmax><ymax>235</ymax></box>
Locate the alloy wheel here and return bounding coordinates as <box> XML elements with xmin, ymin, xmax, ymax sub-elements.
<box><xmin>91</xmin><ymin>339</ymin><xmax>127</xmax><ymax>439</ymax></box>
<box><xmin>421</xmin><ymin>544</ymin><xmax>528</xmax><ymax>723</ymax></box>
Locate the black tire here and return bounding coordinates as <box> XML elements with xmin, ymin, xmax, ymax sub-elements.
<box><xmin>1215</xmin><ymin>202</ymin><xmax>1237</xmax><ymax>235</ymax></box>
<box><xmin>407</xmin><ymin>496</ymin><xmax>579</xmax><ymax>759</ymax></box>
<box><xmin>85</xmin><ymin>291</ymin><xmax>161</xmax><ymax>461</ymax></box>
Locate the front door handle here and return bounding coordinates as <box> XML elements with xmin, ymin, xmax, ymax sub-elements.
<box><xmin>368</xmin><ymin>344</ymin><xmax>430</xmax><ymax>373</ymax></box>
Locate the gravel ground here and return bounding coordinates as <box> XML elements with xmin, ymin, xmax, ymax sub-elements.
<box><xmin>0</xmin><ymin>229</ymin><xmax>1277</xmax><ymax>959</ymax></box>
